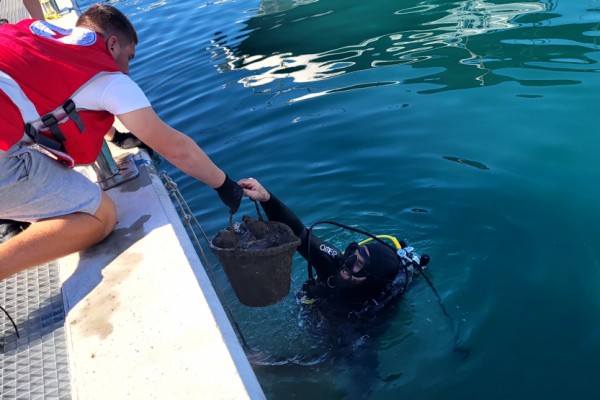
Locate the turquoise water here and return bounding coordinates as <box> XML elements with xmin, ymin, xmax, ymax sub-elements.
<box><xmin>86</xmin><ymin>0</ymin><xmax>600</xmax><ymax>398</ymax></box>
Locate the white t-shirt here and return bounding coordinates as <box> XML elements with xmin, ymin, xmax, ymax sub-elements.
<box><xmin>73</xmin><ymin>73</ymin><xmax>151</xmax><ymax>115</ymax></box>
<box><xmin>0</xmin><ymin>71</ymin><xmax>151</xmax><ymax>155</ymax></box>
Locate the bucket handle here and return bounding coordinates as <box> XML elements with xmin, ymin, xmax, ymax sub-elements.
<box><xmin>227</xmin><ymin>210</ymin><xmax>240</xmax><ymax>250</ymax></box>
<box><xmin>253</xmin><ymin>199</ymin><xmax>265</xmax><ymax>222</ymax></box>
<box><xmin>225</xmin><ymin>199</ymin><xmax>265</xmax><ymax>250</ymax></box>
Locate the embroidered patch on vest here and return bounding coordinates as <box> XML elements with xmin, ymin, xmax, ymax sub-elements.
<box><xmin>29</xmin><ymin>20</ymin><xmax>70</xmax><ymax>37</ymax></box>
<box><xmin>29</xmin><ymin>21</ymin><xmax>96</xmax><ymax>46</ymax></box>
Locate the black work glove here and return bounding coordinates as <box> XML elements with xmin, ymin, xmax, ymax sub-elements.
<box><xmin>215</xmin><ymin>174</ymin><xmax>243</xmax><ymax>214</ymax></box>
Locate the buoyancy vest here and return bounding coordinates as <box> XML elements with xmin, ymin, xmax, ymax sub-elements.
<box><xmin>0</xmin><ymin>19</ymin><xmax>122</xmax><ymax>165</ymax></box>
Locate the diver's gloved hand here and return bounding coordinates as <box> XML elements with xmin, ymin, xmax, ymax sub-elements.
<box><xmin>302</xmin><ymin>278</ymin><xmax>316</xmax><ymax>293</ymax></box>
<box><xmin>215</xmin><ymin>174</ymin><xmax>243</xmax><ymax>214</ymax></box>
<box><xmin>304</xmin><ymin>282</ymin><xmax>332</xmax><ymax>299</ymax></box>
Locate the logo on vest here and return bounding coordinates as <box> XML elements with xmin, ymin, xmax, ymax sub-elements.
<box><xmin>67</xmin><ymin>28</ymin><xmax>97</xmax><ymax>46</ymax></box>
<box><xmin>29</xmin><ymin>21</ymin><xmax>96</xmax><ymax>46</ymax></box>
<box><xmin>30</xmin><ymin>20</ymin><xmax>70</xmax><ymax>38</ymax></box>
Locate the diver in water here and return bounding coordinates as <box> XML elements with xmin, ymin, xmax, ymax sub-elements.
<box><xmin>238</xmin><ymin>177</ymin><xmax>429</xmax><ymax>321</ymax></box>
<box><xmin>237</xmin><ymin>178</ymin><xmax>468</xmax><ymax>398</ymax></box>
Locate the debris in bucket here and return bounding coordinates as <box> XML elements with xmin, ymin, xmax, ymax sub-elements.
<box><xmin>212</xmin><ymin>215</ymin><xmax>296</xmax><ymax>250</ymax></box>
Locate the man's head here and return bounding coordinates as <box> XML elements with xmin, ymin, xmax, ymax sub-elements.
<box><xmin>76</xmin><ymin>4</ymin><xmax>138</xmax><ymax>74</ymax></box>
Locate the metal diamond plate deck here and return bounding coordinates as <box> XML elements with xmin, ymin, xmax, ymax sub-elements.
<box><xmin>1</xmin><ymin>261</ymin><xmax>71</xmax><ymax>399</ymax></box>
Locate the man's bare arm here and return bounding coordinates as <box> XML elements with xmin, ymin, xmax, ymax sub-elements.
<box><xmin>117</xmin><ymin>106</ymin><xmax>226</xmax><ymax>188</ymax></box>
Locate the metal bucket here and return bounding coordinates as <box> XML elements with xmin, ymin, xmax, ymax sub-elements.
<box><xmin>209</xmin><ymin>221</ymin><xmax>300</xmax><ymax>307</ymax></box>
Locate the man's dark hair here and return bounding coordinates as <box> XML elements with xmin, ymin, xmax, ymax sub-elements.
<box><xmin>76</xmin><ymin>4</ymin><xmax>138</xmax><ymax>45</ymax></box>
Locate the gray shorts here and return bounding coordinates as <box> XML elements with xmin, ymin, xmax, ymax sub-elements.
<box><xmin>0</xmin><ymin>145</ymin><xmax>102</xmax><ymax>222</ymax></box>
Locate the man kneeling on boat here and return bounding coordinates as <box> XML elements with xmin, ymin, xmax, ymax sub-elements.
<box><xmin>0</xmin><ymin>4</ymin><xmax>243</xmax><ymax>281</ymax></box>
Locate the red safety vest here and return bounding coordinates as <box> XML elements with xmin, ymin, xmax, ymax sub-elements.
<box><xmin>0</xmin><ymin>19</ymin><xmax>122</xmax><ymax>165</ymax></box>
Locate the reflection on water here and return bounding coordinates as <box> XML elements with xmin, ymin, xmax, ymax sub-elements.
<box><xmin>257</xmin><ymin>0</ymin><xmax>320</xmax><ymax>15</ymax></box>
<box><xmin>211</xmin><ymin>0</ymin><xmax>547</xmax><ymax>90</ymax></box>
<box><xmin>431</xmin><ymin>1</ymin><xmax>547</xmax><ymax>35</ymax></box>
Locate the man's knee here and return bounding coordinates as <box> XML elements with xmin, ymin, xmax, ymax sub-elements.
<box><xmin>95</xmin><ymin>193</ymin><xmax>118</xmax><ymax>239</ymax></box>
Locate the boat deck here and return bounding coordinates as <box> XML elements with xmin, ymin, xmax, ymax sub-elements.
<box><xmin>1</xmin><ymin>261</ymin><xmax>70</xmax><ymax>399</ymax></box>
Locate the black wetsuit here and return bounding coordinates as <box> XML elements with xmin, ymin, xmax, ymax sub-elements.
<box><xmin>260</xmin><ymin>194</ymin><xmax>402</xmax><ymax>307</ymax></box>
